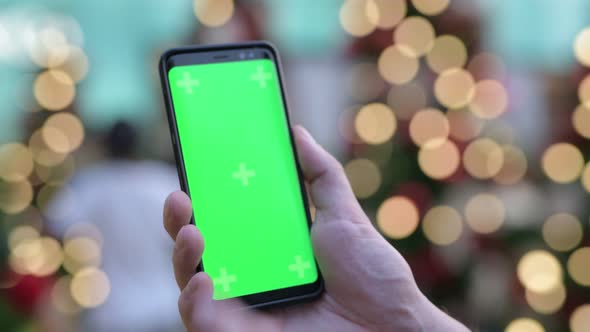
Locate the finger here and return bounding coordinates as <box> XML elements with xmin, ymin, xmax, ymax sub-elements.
<box><xmin>164</xmin><ymin>191</ymin><xmax>193</xmax><ymax>240</ymax></box>
<box><xmin>178</xmin><ymin>273</ymin><xmax>218</xmax><ymax>331</ymax></box>
<box><xmin>173</xmin><ymin>224</ymin><xmax>204</xmax><ymax>290</ymax></box>
<box><xmin>293</xmin><ymin>126</ymin><xmax>365</xmax><ymax>221</ymax></box>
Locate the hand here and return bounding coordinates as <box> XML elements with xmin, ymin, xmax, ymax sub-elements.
<box><xmin>163</xmin><ymin>126</ymin><xmax>469</xmax><ymax>332</ymax></box>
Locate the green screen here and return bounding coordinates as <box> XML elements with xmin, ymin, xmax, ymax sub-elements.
<box><xmin>168</xmin><ymin>59</ymin><xmax>318</xmax><ymax>300</ymax></box>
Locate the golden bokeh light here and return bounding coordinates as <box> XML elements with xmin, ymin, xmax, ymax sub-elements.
<box><xmin>8</xmin><ymin>225</ymin><xmax>40</xmax><ymax>250</ymax></box>
<box><xmin>570</xmin><ymin>304</ymin><xmax>590</xmax><ymax>332</ymax></box>
<box><xmin>347</xmin><ymin>62</ymin><xmax>387</xmax><ymax>101</ymax></box>
<box><xmin>0</xmin><ymin>143</ymin><xmax>34</xmax><ymax>182</ymax></box>
<box><xmin>194</xmin><ymin>0</ymin><xmax>234</xmax><ymax>28</ymax></box>
<box><xmin>418</xmin><ymin>140</ymin><xmax>460</xmax><ymax>180</ymax></box>
<box><xmin>63</xmin><ymin>236</ymin><xmax>102</xmax><ymax>274</ymax></box>
<box><xmin>469</xmin><ymin>80</ymin><xmax>509</xmax><ymax>119</ymax></box>
<box><xmin>426</xmin><ymin>35</ymin><xmax>468</xmax><ymax>74</ymax></box>
<box><xmin>344</xmin><ymin>159</ymin><xmax>382</xmax><ymax>199</ymax></box>
<box><xmin>434</xmin><ymin>68</ymin><xmax>475</xmax><ymax>108</ymax></box>
<box><xmin>567</xmin><ymin>247</ymin><xmax>590</xmax><ymax>287</ymax></box>
<box><xmin>572</xmin><ymin>104</ymin><xmax>590</xmax><ymax>139</ymax></box>
<box><xmin>493</xmin><ymin>145</ymin><xmax>528</xmax><ymax>185</ymax></box>
<box><xmin>422</xmin><ymin>205</ymin><xmax>463</xmax><ymax>245</ymax></box>
<box><xmin>57</xmin><ymin>46</ymin><xmax>89</xmax><ymax>82</ymax></box>
<box><xmin>29</xmin><ymin>129</ymin><xmax>67</xmax><ymax>167</ymax></box>
<box><xmin>354</xmin><ymin>103</ymin><xmax>397</xmax><ymax>144</ymax></box>
<box><xmin>541</xmin><ymin>143</ymin><xmax>584</xmax><ymax>183</ymax></box>
<box><xmin>28</xmin><ymin>27</ymin><xmax>70</xmax><ymax>68</ymax></box>
<box><xmin>0</xmin><ymin>180</ymin><xmax>34</xmax><ymax>214</ymax></box>
<box><xmin>411</xmin><ymin>0</ymin><xmax>450</xmax><ymax>16</ymax></box>
<box><xmin>517</xmin><ymin>250</ymin><xmax>562</xmax><ymax>293</ymax></box>
<box><xmin>394</xmin><ymin>16</ymin><xmax>435</xmax><ymax>57</ymax></box>
<box><xmin>574</xmin><ymin>27</ymin><xmax>590</xmax><ymax>67</ymax></box>
<box><xmin>542</xmin><ymin>213</ymin><xmax>583</xmax><ymax>252</ymax></box>
<box><xmin>10</xmin><ymin>237</ymin><xmax>63</xmax><ymax>277</ymax></box>
<box><xmin>525</xmin><ymin>283</ymin><xmax>566</xmax><ymax>314</ymax></box>
<box><xmin>387</xmin><ymin>82</ymin><xmax>427</xmax><ymax>120</ymax></box>
<box><xmin>505</xmin><ymin>318</ymin><xmax>545</xmax><ymax>332</ymax></box>
<box><xmin>446</xmin><ymin>108</ymin><xmax>484</xmax><ymax>141</ymax></box>
<box><xmin>42</xmin><ymin>112</ymin><xmax>85</xmax><ymax>153</ymax></box>
<box><xmin>464</xmin><ymin>193</ymin><xmax>505</xmax><ymax>234</ymax></box>
<box><xmin>582</xmin><ymin>162</ymin><xmax>590</xmax><ymax>193</ymax></box>
<box><xmin>377</xmin><ymin>196</ymin><xmax>420</xmax><ymax>239</ymax></box>
<box><xmin>368</xmin><ymin>0</ymin><xmax>407</xmax><ymax>29</ymax></box>
<box><xmin>463</xmin><ymin>138</ymin><xmax>504</xmax><ymax>179</ymax></box>
<box><xmin>33</xmin><ymin>70</ymin><xmax>76</xmax><ymax>111</ymax></box>
<box><xmin>64</xmin><ymin>223</ymin><xmax>104</xmax><ymax>248</ymax></box>
<box><xmin>409</xmin><ymin>108</ymin><xmax>450</xmax><ymax>148</ymax></box>
<box><xmin>467</xmin><ymin>53</ymin><xmax>506</xmax><ymax>81</ymax></box>
<box><xmin>578</xmin><ymin>74</ymin><xmax>590</xmax><ymax>107</ymax></box>
<box><xmin>35</xmin><ymin>155</ymin><xmax>76</xmax><ymax>184</ymax></box>
<box><xmin>339</xmin><ymin>0</ymin><xmax>377</xmax><ymax>37</ymax></box>
<box><xmin>378</xmin><ymin>45</ymin><xmax>420</xmax><ymax>84</ymax></box>
<box><xmin>51</xmin><ymin>276</ymin><xmax>81</xmax><ymax>314</ymax></box>
<box><xmin>71</xmin><ymin>267</ymin><xmax>111</xmax><ymax>308</ymax></box>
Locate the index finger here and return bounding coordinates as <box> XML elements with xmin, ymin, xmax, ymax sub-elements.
<box><xmin>163</xmin><ymin>190</ymin><xmax>193</xmax><ymax>240</ymax></box>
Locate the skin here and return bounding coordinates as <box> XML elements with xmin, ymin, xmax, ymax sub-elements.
<box><xmin>163</xmin><ymin>126</ymin><xmax>470</xmax><ymax>332</ymax></box>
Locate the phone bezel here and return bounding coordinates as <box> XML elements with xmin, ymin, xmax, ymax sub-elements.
<box><xmin>158</xmin><ymin>41</ymin><xmax>324</xmax><ymax>309</ymax></box>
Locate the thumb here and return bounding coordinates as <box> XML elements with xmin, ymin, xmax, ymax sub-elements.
<box><xmin>292</xmin><ymin>125</ymin><xmax>366</xmax><ymax>222</ymax></box>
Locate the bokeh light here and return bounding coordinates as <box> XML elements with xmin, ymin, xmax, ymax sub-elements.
<box><xmin>0</xmin><ymin>180</ymin><xmax>34</xmax><ymax>214</ymax></box>
<box><xmin>582</xmin><ymin>162</ymin><xmax>590</xmax><ymax>193</ymax></box>
<box><xmin>339</xmin><ymin>0</ymin><xmax>377</xmax><ymax>37</ymax></box>
<box><xmin>394</xmin><ymin>16</ymin><xmax>435</xmax><ymax>57</ymax></box>
<box><xmin>574</xmin><ymin>27</ymin><xmax>590</xmax><ymax>67</ymax></box>
<box><xmin>418</xmin><ymin>139</ymin><xmax>460</xmax><ymax>180</ymax></box>
<box><xmin>411</xmin><ymin>0</ymin><xmax>450</xmax><ymax>16</ymax></box>
<box><xmin>33</xmin><ymin>69</ymin><xmax>76</xmax><ymax>111</ymax></box>
<box><xmin>542</xmin><ymin>213</ymin><xmax>583</xmax><ymax>252</ymax></box>
<box><xmin>10</xmin><ymin>236</ymin><xmax>63</xmax><ymax>277</ymax></box>
<box><xmin>426</xmin><ymin>35</ymin><xmax>468</xmax><ymax>74</ymax></box>
<box><xmin>8</xmin><ymin>226</ymin><xmax>40</xmax><ymax>250</ymax></box>
<box><xmin>35</xmin><ymin>155</ymin><xmax>76</xmax><ymax>184</ymax></box>
<box><xmin>525</xmin><ymin>283</ymin><xmax>566</xmax><ymax>314</ymax></box>
<box><xmin>29</xmin><ymin>129</ymin><xmax>68</xmax><ymax>167</ymax></box>
<box><xmin>70</xmin><ymin>267</ymin><xmax>111</xmax><ymax>308</ymax></box>
<box><xmin>422</xmin><ymin>205</ymin><xmax>463</xmax><ymax>245</ymax></box>
<box><xmin>387</xmin><ymin>82</ymin><xmax>427</xmax><ymax>120</ymax></box>
<box><xmin>567</xmin><ymin>247</ymin><xmax>590</xmax><ymax>286</ymax></box>
<box><xmin>493</xmin><ymin>145</ymin><xmax>528</xmax><ymax>185</ymax></box>
<box><xmin>64</xmin><ymin>223</ymin><xmax>104</xmax><ymax>248</ymax></box>
<box><xmin>369</xmin><ymin>0</ymin><xmax>407</xmax><ymax>29</ymax></box>
<box><xmin>409</xmin><ymin>108</ymin><xmax>450</xmax><ymax>148</ymax></box>
<box><xmin>541</xmin><ymin>143</ymin><xmax>584</xmax><ymax>183</ymax></box>
<box><xmin>578</xmin><ymin>75</ymin><xmax>590</xmax><ymax>107</ymax></box>
<box><xmin>354</xmin><ymin>103</ymin><xmax>397</xmax><ymax>144</ymax></box>
<box><xmin>434</xmin><ymin>68</ymin><xmax>475</xmax><ymax>108</ymax></box>
<box><xmin>377</xmin><ymin>196</ymin><xmax>419</xmax><ymax>239</ymax></box>
<box><xmin>465</xmin><ymin>193</ymin><xmax>505</xmax><ymax>234</ymax></box>
<box><xmin>572</xmin><ymin>104</ymin><xmax>590</xmax><ymax>139</ymax></box>
<box><xmin>517</xmin><ymin>250</ymin><xmax>562</xmax><ymax>293</ymax></box>
<box><xmin>42</xmin><ymin>112</ymin><xmax>85</xmax><ymax>153</ymax></box>
<box><xmin>570</xmin><ymin>304</ymin><xmax>590</xmax><ymax>332</ymax></box>
<box><xmin>344</xmin><ymin>158</ymin><xmax>382</xmax><ymax>199</ymax></box>
<box><xmin>56</xmin><ymin>46</ymin><xmax>89</xmax><ymax>82</ymax></box>
<box><xmin>446</xmin><ymin>108</ymin><xmax>484</xmax><ymax>141</ymax></box>
<box><xmin>505</xmin><ymin>318</ymin><xmax>545</xmax><ymax>332</ymax></box>
<box><xmin>51</xmin><ymin>276</ymin><xmax>81</xmax><ymax>314</ymax></box>
<box><xmin>378</xmin><ymin>44</ymin><xmax>420</xmax><ymax>84</ymax></box>
<box><xmin>469</xmin><ymin>80</ymin><xmax>509</xmax><ymax>119</ymax></box>
<box><xmin>63</xmin><ymin>236</ymin><xmax>102</xmax><ymax>274</ymax></box>
<box><xmin>0</xmin><ymin>143</ymin><xmax>34</xmax><ymax>182</ymax></box>
<box><xmin>194</xmin><ymin>0</ymin><xmax>235</xmax><ymax>28</ymax></box>
<box><xmin>28</xmin><ymin>27</ymin><xmax>70</xmax><ymax>68</ymax></box>
<box><xmin>463</xmin><ymin>138</ymin><xmax>504</xmax><ymax>179</ymax></box>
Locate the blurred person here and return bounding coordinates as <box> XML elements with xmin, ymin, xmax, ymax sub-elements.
<box><xmin>46</xmin><ymin>121</ymin><xmax>183</xmax><ymax>332</ymax></box>
<box><xmin>163</xmin><ymin>126</ymin><xmax>469</xmax><ymax>332</ymax></box>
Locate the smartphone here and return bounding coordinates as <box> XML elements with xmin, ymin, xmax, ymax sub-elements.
<box><xmin>159</xmin><ymin>41</ymin><xmax>323</xmax><ymax>308</ymax></box>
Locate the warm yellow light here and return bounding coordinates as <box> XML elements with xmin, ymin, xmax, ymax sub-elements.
<box><xmin>434</xmin><ymin>68</ymin><xmax>475</xmax><ymax>108</ymax></box>
<box><xmin>446</xmin><ymin>108</ymin><xmax>484</xmax><ymax>141</ymax></box>
<box><xmin>469</xmin><ymin>80</ymin><xmax>509</xmax><ymax>119</ymax></box>
<box><xmin>34</xmin><ymin>70</ymin><xmax>76</xmax><ymax>111</ymax></box>
<box><xmin>64</xmin><ymin>223</ymin><xmax>104</xmax><ymax>248</ymax></box>
<box><xmin>35</xmin><ymin>155</ymin><xmax>76</xmax><ymax>184</ymax></box>
<box><xmin>368</xmin><ymin>0</ymin><xmax>407</xmax><ymax>29</ymax></box>
<box><xmin>542</xmin><ymin>213</ymin><xmax>583</xmax><ymax>252</ymax></box>
<box><xmin>409</xmin><ymin>108</ymin><xmax>449</xmax><ymax>148</ymax></box>
<box><xmin>411</xmin><ymin>0</ymin><xmax>450</xmax><ymax>16</ymax></box>
<box><xmin>347</xmin><ymin>62</ymin><xmax>386</xmax><ymax>102</ymax></box>
<box><xmin>572</xmin><ymin>104</ymin><xmax>590</xmax><ymax>139</ymax></box>
<box><xmin>542</xmin><ymin>143</ymin><xmax>584</xmax><ymax>183</ymax></box>
<box><xmin>465</xmin><ymin>193</ymin><xmax>505</xmax><ymax>234</ymax></box>
<box><xmin>570</xmin><ymin>304</ymin><xmax>590</xmax><ymax>332</ymax></box>
<box><xmin>63</xmin><ymin>237</ymin><xmax>102</xmax><ymax>274</ymax></box>
<box><xmin>10</xmin><ymin>236</ymin><xmax>63</xmax><ymax>277</ymax></box>
<box><xmin>505</xmin><ymin>318</ymin><xmax>545</xmax><ymax>332</ymax></box>
<box><xmin>394</xmin><ymin>16</ymin><xmax>435</xmax><ymax>57</ymax></box>
<box><xmin>339</xmin><ymin>0</ymin><xmax>377</xmax><ymax>37</ymax></box>
<box><xmin>0</xmin><ymin>180</ymin><xmax>33</xmax><ymax>214</ymax></box>
<box><xmin>8</xmin><ymin>226</ymin><xmax>39</xmax><ymax>251</ymax></box>
<box><xmin>426</xmin><ymin>35</ymin><xmax>468</xmax><ymax>74</ymax></box>
<box><xmin>567</xmin><ymin>247</ymin><xmax>590</xmax><ymax>287</ymax></box>
<box><xmin>517</xmin><ymin>250</ymin><xmax>562</xmax><ymax>293</ymax></box>
<box><xmin>71</xmin><ymin>267</ymin><xmax>111</xmax><ymax>308</ymax></box>
<box><xmin>194</xmin><ymin>0</ymin><xmax>234</xmax><ymax>28</ymax></box>
<box><xmin>418</xmin><ymin>140</ymin><xmax>460</xmax><ymax>180</ymax></box>
<box><xmin>582</xmin><ymin>162</ymin><xmax>590</xmax><ymax>193</ymax></box>
<box><xmin>0</xmin><ymin>143</ymin><xmax>34</xmax><ymax>182</ymax></box>
<box><xmin>525</xmin><ymin>283</ymin><xmax>566</xmax><ymax>314</ymax></box>
<box><xmin>29</xmin><ymin>129</ymin><xmax>67</xmax><ymax>167</ymax></box>
<box><xmin>57</xmin><ymin>46</ymin><xmax>89</xmax><ymax>82</ymax></box>
<box><xmin>574</xmin><ymin>27</ymin><xmax>590</xmax><ymax>67</ymax></box>
<box><xmin>377</xmin><ymin>196</ymin><xmax>419</xmax><ymax>239</ymax></box>
<box><xmin>42</xmin><ymin>112</ymin><xmax>85</xmax><ymax>153</ymax></box>
<box><xmin>387</xmin><ymin>82</ymin><xmax>427</xmax><ymax>120</ymax></box>
<box><xmin>578</xmin><ymin>75</ymin><xmax>590</xmax><ymax>108</ymax></box>
<box><xmin>28</xmin><ymin>27</ymin><xmax>70</xmax><ymax>68</ymax></box>
<box><xmin>51</xmin><ymin>276</ymin><xmax>81</xmax><ymax>314</ymax></box>
<box><xmin>354</xmin><ymin>103</ymin><xmax>397</xmax><ymax>144</ymax></box>
<box><xmin>378</xmin><ymin>45</ymin><xmax>420</xmax><ymax>84</ymax></box>
<box><xmin>422</xmin><ymin>205</ymin><xmax>462</xmax><ymax>245</ymax></box>
<box><xmin>344</xmin><ymin>159</ymin><xmax>382</xmax><ymax>199</ymax></box>
<box><xmin>463</xmin><ymin>138</ymin><xmax>504</xmax><ymax>179</ymax></box>
<box><xmin>493</xmin><ymin>145</ymin><xmax>528</xmax><ymax>185</ymax></box>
